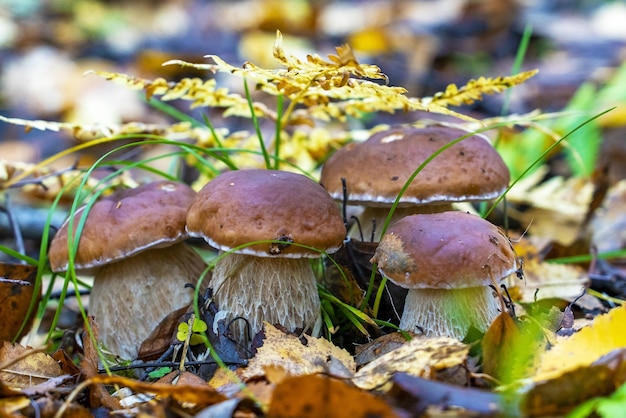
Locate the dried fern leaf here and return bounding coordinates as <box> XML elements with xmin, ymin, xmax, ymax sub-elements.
<box><xmin>0</xmin><ymin>159</ymin><xmax>135</xmax><ymax>199</ymax></box>
<box><xmin>426</xmin><ymin>70</ymin><xmax>539</xmax><ymax>108</ymax></box>
<box><xmin>93</xmin><ymin>30</ymin><xmax>482</xmax><ymax>124</ymax></box>
<box><xmin>0</xmin><ymin>114</ymin><xmax>192</xmax><ymax>143</ymax></box>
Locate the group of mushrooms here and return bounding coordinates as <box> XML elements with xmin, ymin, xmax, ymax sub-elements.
<box><xmin>48</xmin><ymin>124</ymin><xmax>519</xmax><ymax>360</ymax></box>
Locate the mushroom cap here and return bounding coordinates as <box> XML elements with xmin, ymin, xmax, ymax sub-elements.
<box><xmin>49</xmin><ymin>181</ymin><xmax>196</xmax><ymax>272</ymax></box>
<box><xmin>371</xmin><ymin>211</ymin><xmax>518</xmax><ymax>289</ymax></box>
<box><xmin>320</xmin><ymin>125</ymin><xmax>510</xmax><ymax>207</ymax></box>
<box><xmin>186</xmin><ymin>169</ymin><xmax>346</xmax><ymax>258</ymax></box>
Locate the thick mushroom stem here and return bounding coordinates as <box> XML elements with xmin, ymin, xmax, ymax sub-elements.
<box><xmin>210</xmin><ymin>253</ymin><xmax>321</xmax><ymax>345</ymax></box>
<box><xmin>90</xmin><ymin>242</ymin><xmax>207</xmax><ymax>359</ymax></box>
<box><xmin>399</xmin><ymin>286</ymin><xmax>501</xmax><ymax>340</ymax></box>
<box><xmin>353</xmin><ymin>204</ymin><xmax>454</xmax><ymax>241</ymax></box>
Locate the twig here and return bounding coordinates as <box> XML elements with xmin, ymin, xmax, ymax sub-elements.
<box><xmin>99</xmin><ymin>358</ymin><xmax>247</xmax><ymax>374</ymax></box>
<box><xmin>0</xmin><ymin>193</ymin><xmax>26</xmax><ymax>258</ymax></box>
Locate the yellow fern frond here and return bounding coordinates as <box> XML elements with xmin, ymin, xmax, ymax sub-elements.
<box><xmin>427</xmin><ymin>69</ymin><xmax>539</xmax><ymax>108</ymax></box>
<box><xmin>90</xmin><ymin>32</ymin><xmax>537</xmax><ymax>127</ymax></box>
<box><xmin>112</xmin><ymin>31</ymin><xmax>485</xmax><ymax>124</ymax></box>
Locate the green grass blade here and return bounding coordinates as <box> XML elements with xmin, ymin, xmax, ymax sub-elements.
<box><xmin>243</xmin><ymin>78</ymin><xmax>271</xmax><ymax>169</ymax></box>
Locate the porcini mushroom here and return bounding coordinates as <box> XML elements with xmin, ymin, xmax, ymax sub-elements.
<box><xmin>370</xmin><ymin>211</ymin><xmax>518</xmax><ymax>339</ymax></box>
<box><xmin>320</xmin><ymin>125</ymin><xmax>510</xmax><ymax>240</ymax></box>
<box><xmin>186</xmin><ymin>169</ymin><xmax>346</xmax><ymax>345</ymax></box>
<box><xmin>48</xmin><ymin>181</ymin><xmax>207</xmax><ymax>359</ymax></box>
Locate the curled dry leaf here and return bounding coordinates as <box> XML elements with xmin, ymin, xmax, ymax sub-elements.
<box><xmin>240</xmin><ymin>323</ymin><xmax>355</xmax><ymax>381</ymax></box>
<box><xmin>90</xmin><ymin>374</ymin><xmax>226</xmax><ymax>410</ymax></box>
<box><xmin>352</xmin><ymin>335</ymin><xmax>469</xmax><ymax>392</ymax></box>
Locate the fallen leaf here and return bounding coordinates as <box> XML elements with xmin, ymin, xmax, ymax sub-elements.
<box><xmin>520</xmin><ymin>349</ymin><xmax>626</xmax><ymax>417</ymax></box>
<box><xmin>0</xmin><ymin>262</ymin><xmax>40</xmax><ymax>341</ymax></box>
<box><xmin>590</xmin><ymin>179</ymin><xmax>626</xmax><ymax>257</ymax></box>
<box><xmin>79</xmin><ymin>316</ymin><xmax>121</xmax><ymax>411</ymax></box>
<box><xmin>138</xmin><ymin>305</ymin><xmax>188</xmax><ymax>361</ymax></box>
<box><xmin>240</xmin><ymin>322</ymin><xmax>355</xmax><ymax>381</ymax></box>
<box><xmin>534</xmin><ymin>304</ymin><xmax>626</xmax><ymax>380</ymax></box>
<box><xmin>354</xmin><ymin>332</ymin><xmax>410</xmax><ymax>367</ymax></box>
<box><xmin>508</xmin><ymin>237</ymin><xmax>590</xmax><ymax>303</ymax></box>
<box><xmin>89</xmin><ymin>374</ymin><xmax>226</xmax><ymax>407</ymax></box>
<box><xmin>268</xmin><ymin>374</ymin><xmax>400</xmax><ymax>418</ymax></box>
<box><xmin>507</xmin><ymin>174</ymin><xmax>594</xmax><ymax>246</ymax></box>
<box><xmin>0</xmin><ymin>396</ymin><xmax>35</xmax><ymax>416</ymax></box>
<box><xmin>566</xmin><ymin>378</ymin><xmax>626</xmax><ymax>418</ymax></box>
<box><xmin>352</xmin><ymin>335</ymin><xmax>469</xmax><ymax>391</ymax></box>
<box><xmin>0</xmin><ymin>342</ymin><xmax>62</xmax><ymax>389</ymax></box>
<box><xmin>482</xmin><ymin>313</ymin><xmax>547</xmax><ymax>384</ymax></box>
<box><xmin>194</xmin><ymin>397</ymin><xmax>263</xmax><ymax>418</ymax></box>
<box><xmin>389</xmin><ymin>372</ymin><xmax>505</xmax><ymax>416</ymax></box>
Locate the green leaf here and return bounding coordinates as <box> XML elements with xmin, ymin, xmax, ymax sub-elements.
<box><xmin>147</xmin><ymin>367</ymin><xmax>172</xmax><ymax>379</ymax></box>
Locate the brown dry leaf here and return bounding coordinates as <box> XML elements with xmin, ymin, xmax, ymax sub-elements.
<box><xmin>80</xmin><ymin>317</ymin><xmax>121</xmax><ymax>410</ymax></box>
<box><xmin>352</xmin><ymin>335</ymin><xmax>469</xmax><ymax>392</ymax></box>
<box><xmin>0</xmin><ymin>262</ymin><xmax>39</xmax><ymax>341</ymax></box>
<box><xmin>138</xmin><ymin>305</ymin><xmax>187</xmax><ymax>361</ymax></box>
<box><xmin>534</xmin><ymin>304</ymin><xmax>626</xmax><ymax>381</ymax></box>
<box><xmin>507</xmin><ymin>238</ymin><xmax>589</xmax><ymax>303</ymax></box>
<box><xmin>0</xmin><ymin>396</ymin><xmax>33</xmax><ymax>416</ymax></box>
<box><xmin>590</xmin><ymin>179</ymin><xmax>626</xmax><ymax>257</ymax></box>
<box><xmin>354</xmin><ymin>332</ymin><xmax>411</xmax><ymax>368</ymax></box>
<box><xmin>240</xmin><ymin>323</ymin><xmax>355</xmax><ymax>381</ymax></box>
<box><xmin>520</xmin><ymin>349</ymin><xmax>626</xmax><ymax>417</ymax></box>
<box><xmin>268</xmin><ymin>374</ymin><xmax>400</xmax><ymax>418</ymax></box>
<box><xmin>507</xmin><ymin>172</ymin><xmax>594</xmax><ymax>245</ymax></box>
<box><xmin>51</xmin><ymin>349</ymin><xmax>81</xmax><ymax>377</ymax></box>
<box><xmin>0</xmin><ymin>342</ymin><xmax>62</xmax><ymax>389</ymax></box>
<box><xmin>89</xmin><ymin>374</ymin><xmax>226</xmax><ymax>407</ymax></box>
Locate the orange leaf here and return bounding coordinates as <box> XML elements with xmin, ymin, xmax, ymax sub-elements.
<box><xmin>0</xmin><ymin>262</ymin><xmax>39</xmax><ymax>341</ymax></box>
<box><xmin>90</xmin><ymin>374</ymin><xmax>226</xmax><ymax>407</ymax></box>
<box><xmin>268</xmin><ymin>374</ymin><xmax>399</xmax><ymax>418</ymax></box>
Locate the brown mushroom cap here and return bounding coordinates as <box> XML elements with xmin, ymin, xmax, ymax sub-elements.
<box><xmin>49</xmin><ymin>181</ymin><xmax>196</xmax><ymax>272</ymax></box>
<box><xmin>186</xmin><ymin>169</ymin><xmax>346</xmax><ymax>257</ymax></box>
<box><xmin>371</xmin><ymin>211</ymin><xmax>518</xmax><ymax>289</ymax></box>
<box><xmin>320</xmin><ymin>126</ymin><xmax>510</xmax><ymax>207</ymax></box>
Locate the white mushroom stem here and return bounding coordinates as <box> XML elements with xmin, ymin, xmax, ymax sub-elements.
<box><xmin>353</xmin><ymin>203</ymin><xmax>454</xmax><ymax>241</ymax></box>
<box><xmin>399</xmin><ymin>285</ymin><xmax>501</xmax><ymax>340</ymax></box>
<box><xmin>90</xmin><ymin>242</ymin><xmax>207</xmax><ymax>360</ymax></box>
<box><xmin>210</xmin><ymin>252</ymin><xmax>321</xmax><ymax>345</ymax></box>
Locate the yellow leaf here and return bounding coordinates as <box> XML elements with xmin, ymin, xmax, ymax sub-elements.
<box><xmin>352</xmin><ymin>335</ymin><xmax>468</xmax><ymax>392</ymax></box>
<box><xmin>534</xmin><ymin>305</ymin><xmax>626</xmax><ymax>381</ymax></box>
<box><xmin>240</xmin><ymin>322</ymin><xmax>355</xmax><ymax>381</ymax></box>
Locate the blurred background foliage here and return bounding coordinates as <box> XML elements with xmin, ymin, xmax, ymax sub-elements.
<box><xmin>1</xmin><ymin>0</ymin><xmax>626</xmax><ymax>255</ymax></box>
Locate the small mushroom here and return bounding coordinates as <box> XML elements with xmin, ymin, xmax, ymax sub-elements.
<box><xmin>370</xmin><ymin>211</ymin><xmax>518</xmax><ymax>339</ymax></box>
<box><xmin>320</xmin><ymin>125</ymin><xmax>510</xmax><ymax>240</ymax></box>
<box><xmin>48</xmin><ymin>181</ymin><xmax>207</xmax><ymax>359</ymax></box>
<box><xmin>186</xmin><ymin>169</ymin><xmax>346</xmax><ymax>345</ymax></box>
